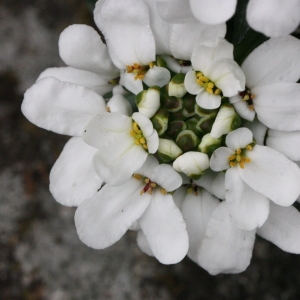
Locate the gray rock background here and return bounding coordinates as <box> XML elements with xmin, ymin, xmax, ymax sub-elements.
<box><xmin>1</xmin><ymin>1</ymin><xmax>300</xmax><ymax>299</ymax></box>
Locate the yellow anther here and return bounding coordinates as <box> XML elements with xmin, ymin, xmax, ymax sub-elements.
<box><xmin>243</xmin><ymin>95</ymin><xmax>250</xmax><ymax>101</ymax></box>
<box><xmin>251</xmin><ymin>94</ymin><xmax>256</xmax><ymax>99</ymax></box>
<box><xmin>133</xmin><ymin>174</ymin><xmax>142</xmax><ymax>180</ymax></box>
<box><xmin>160</xmin><ymin>188</ymin><xmax>167</xmax><ymax>195</ymax></box>
<box><xmin>187</xmin><ymin>187</ymin><xmax>193</xmax><ymax>194</ymax></box>
<box><xmin>228</xmin><ymin>155</ymin><xmax>236</xmax><ymax>161</ymax></box>
<box><xmin>139</xmin><ymin>137</ymin><xmax>146</xmax><ymax>144</ymax></box>
<box><xmin>196</xmin><ymin>72</ymin><xmax>203</xmax><ymax>77</ymax></box>
<box><xmin>236</xmin><ymin>148</ymin><xmax>241</xmax><ymax>155</ymax></box>
<box><xmin>135</xmin><ymin>140</ymin><xmax>140</xmax><ymax>145</ymax></box>
<box><xmin>249</xmin><ymin>104</ymin><xmax>255</xmax><ymax>111</ymax></box>
<box><xmin>145</xmin><ymin>178</ymin><xmax>150</xmax><ymax>183</ymax></box>
<box><xmin>150</xmin><ymin>183</ymin><xmax>156</xmax><ymax>188</ymax></box>
<box><xmin>130</xmin><ymin>130</ymin><xmax>135</xmax><ymax>137</ymax></box>
<box><xmin>106</xmin><ymin>106</ymin><xmax>111</xmax><ymax>113</ymax></box>
<box><xmin>236</xmin><ymin>155</ymin><xmax>241</xmax><ymax>162</ymax></box>
<box><xmin>200</xmin><ymin>76</ymin><xmax>209</xmax><ymax>82</ymax></box>
<box><xmin>239</xmin><ymin>161</ymin><xmax>245</xmax><ymax>169</ymax></box>
<box><xmin>245</xmin><ymin>158</ymin><xmax>251</xmax><ymax>163</ymax></box>
<box><xmin>207</xmin><ymin>82</ymin><xmax>214</xmax><ymax>88</ymax></box>
<box><xmin>148</xmin><ymin>190</ymin><xmax>153</xmax><ymax>195</ymax></box>
<box><xmin>149</xmin><ymin>62</ymin><xmax>154</xmax><ymax>68</ymax></box>
<box><xmin>229</xmin><ymin>161</ymin><xmax>236</xmax><ymax>167</ymax></box>
<box><xmin>133</xmin><ymin>63</ymin><xmax>140</xmax><ymax>68</ymax></box>
<box><xmin>206</xmin><ymin>87</ymin><xmax>214</xmax><ymax>94</ymax></box>
<box><xmin>246</xmin><ymin>145</ymin><xmax>252</xmax><ymax>150</ymax></box>
<box><xmin>133</xmin><ymin>122</ymin><xmax>141</xmax><ymax>133</ymax></box>
<box><xmin>214</xmin><ymin>89</ymin><xmax>221</xmax><ymax>95</ymax></box>
<box><xmin>142</xmin><ymin>144</ymin><xmax>148</xmax><ymax>150</ymax></box>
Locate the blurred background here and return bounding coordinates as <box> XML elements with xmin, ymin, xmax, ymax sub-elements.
<box><xmin>1</xmin><ymin>0</ymin><xmax>300</xmax><ymax>299</ymax></box>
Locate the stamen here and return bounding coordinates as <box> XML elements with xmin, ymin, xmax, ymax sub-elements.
<box><xmin>160</xmin><ymin>188</ymin><xmax>167</xmax><ymax>195</ymax></box>
<box><xmin>133</xmin><ymin>174</ymin><xmax>142</xmax><ymax>180</ymax></box>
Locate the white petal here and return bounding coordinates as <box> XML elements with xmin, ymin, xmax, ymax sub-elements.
<box><xmin>136</xmin><ymin>87</ymin><xmax>160</xmax><ymax>118</ymax></box>
<box><xmin>240</xmin><ymin>145</ymin><xmax>300</xmax><ymax>206</ymax></box>
<box><xmin>120</xmin><ymin>72</ymin><xmax>143</xmax><ymax>95</ymax></box>
<box><xmin>231</xmin><ymin>100</ymin><xmax>255</xmax><ymax>122</ymax></box>
<box><xmin>101</xmin><ymin>0</ymin><xmax>155</xmax><ymax>68</ymax></box>
<box><xmin>22</xmin><ymin>77</ymin><xmax>106</xmax><ymax>136</ymax></box>
<box><xmin>157</xmin><ymin>0</ymin><xmax>195</xmax><ymax>23</ymax></box>
<box><xmin>242</xmin><ymin>36</ymin><xmax>300</xmax><ymax>88</ymax></box>
<box><xmin>173</xmin><ymin>186</ymin><xmax>187</xmax><ymax>210</ymax></box>
<box><xmin>194</xmin><ymin>168</ymin><xmax>218</xmax><ymax>196</ymax></box>
<box><xmin>208</xmin><ymin>59</ymin><xmax>245</xmax><ymax>97</ymax></box>
<box><xmin>173</xmin><ymin>152</ymin><xmax>209</xmax><ymax>178</ymax></box>
<box><xmin>93</xmin><ymin>0</ymin><xmax>106</xmax><ymax>33</ymax></box>
<box><xmin>106</xmin><ymin>94</ymin><xmax>132</xmax><ymax>116</ymax></box>
<box><xmin>198</xmin><ymin>202</ymin><xmax>256</xmax><ymax>275</ymax></box>
<box><xmin>163</xmin><ymin>55</ymin><xmax>193</xmax><ymax>74</ymax></box>
<box><xmin>191</xmin><ymin>38</ymin><xmax>234</xmax><ymax>72</ymax></box>
<box><xmin>83</xmin><ymin>113</ymin><xmax>148</xmax><ymax>186</ymax></box>
<box><xmin>196</xmin><ymin>91</ymin><xmax>221</xmax><ymax>109</ymax></box>
<box><xmin>184</xmin><ymin>70</ymin><xmax>204</xmax><ymax>95</ymax></box>
<box><xmin>212</xmin><ymin>171</ymin><xmax>225</xmax><ymax>200</ymax></box>
<box><xmin>143</xmin><ymin>66</ymin><xmax>171</xmax><ymax>88</ymax></box>
<box><xmin>139</xmin><ymin>190</ymin><xmax>189</xmax><ymax>264</ymax></box>
<box><xmin>136</xmin><ymin>155</ymin><xmax>160</xmax><ymax>179</ymax></box>
<box><xmin>253</xmin><ymin>82</ymin><xmax>300</xmax><ymax>131</ymax></box>
<box><xmin>210</xmin><ymin>147</ymin><xmax>233</xmax><ymax>171</ymax></box>
<box><xmin>190</xmin><ymin>0</ymin><xmax>237</xmax><ymax>24</ymax></box>
<box><xmin>225</xmin><ymin>167</ymin><xmax>269</xmax><ymax>230</ymax></box>
<box><xmin>257</xmin><ymin>202</ymin><xmax>300</xmax><ymax>253</ymax></box>
<box><xmin>246</xmin><ymin>0</ymin><xmax>300</xmax><ymax>37</ymax></box>
<box><xmin>75</xmin><ymin>179</ymin><xmax>151</xmax><ymax>249</ymax></box>
<box><xmin>152</xmin><ymin>164</ymin><xmax>182</xmax><ymax>192</ymax></box>
<box><xmin>225</xmin><ymin>127</ymin><xmax>253</xmax><ymax>150</ymax></box>
<box><xmin>49</xmin><ymin>137</ymin><xmax>102</xmax><ymax>207</ymax></box>
<box><xmin>182</xmin><ymin>188</ymin><xmax>219</xmax><ymax>263</ymax></box>
<box><xmin>37</xmin><ymin>67</ymin><xmax>113</xmax><ymax>96</ymax></box>
<box><xmin>58</xmin><ymin>24</ymin><xmax>118</xmax><ymax>78</ymax></box>
<box><xmin>244</xmin><ymin>118</ymin><xmax>267</xmax><ymax>146</ymax></box>
<box><xmin>136</xmin><ymin>230</ymin><xmax>154</xmax><ymax>256</ymax></box>
<box><xmin>170</xmin><ymin>22</ymin><xmax>226</xmax><ymax>60</ymax></box>
<box><xmin>267</xmin><ymin>129</ymin><xmax>300</xmax><ymax>161</ymax></box>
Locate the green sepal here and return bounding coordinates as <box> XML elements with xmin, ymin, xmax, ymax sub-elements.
<box><xmin>176</xmin><ymin>130</ymin><xmax>200</xmax><ymax>152</ymax></box>
<box><xmin>151</xmin><ymin>108</ymin><xmax>169</xmax><ymax>136</ymax></box>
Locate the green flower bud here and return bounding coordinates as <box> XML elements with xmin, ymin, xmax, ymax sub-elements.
<box><xmin>158</xmin><ymin>138</ymin><xmax>183</xmax><ymax>163</ymax></box>
<box><xmin>166</xmin><ymin>120</ymin><xmax>187</xmax><ymax>139</ymax></box>
<box><xmin>168</xmin><ymin>73</ymin><xmax>187</xmax><ymax>98</ymax></box>
<box><xmin>210</xmin><ymin>104</ymin><xmax>241</xmax><ymax>138</ymax></box>
<box><xmin>151</xmin><ymin>108</ymin><xmax>169</xmax><ymax>136</ymax></box>
<box><xmin>197</xmin><ymin>116</ymin><xmax>215</xmax><ymax>134</ymax></box>
<box><xmin>176</xmin><ymin>130</ymin><xmax>200</xmax><ymax>152</ymax></box>
<box><xmin>185</xmin><ymin>117</ymin><xmax>203</xmax><ymax>137</ymax></box>
<box><xmin>156</xmin><ymin>56</ymin><xmax>167</xmax><ymax>68</ymax></box>
<box><xmin>195</xmin><ymin>104</ymin><xmax>218</xmax><ymax>118</ymax></box>
<box><xmin>182</xmin><ymin>93</ymin><xmax>196</xmax><ymax>117</ymax></box>
<box><xmin>198</xmin><ymin>133</ymin><xmax>222</xmax><ymax>156</ymax></box>
<box><xmin>136</xmin><ymin>86</ymin><xmax>160</xmax><ymax>118</ymax></box>
<box><xmin>161</xmin><ymin>92</ymin><xmax>183</xmax><ymax>112</ymax></box>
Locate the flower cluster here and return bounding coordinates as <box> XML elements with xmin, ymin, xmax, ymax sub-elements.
<box><xmin>22</xmin><ymin>0</ymin><xmax>300</xmax><ymax>275</ymax></box>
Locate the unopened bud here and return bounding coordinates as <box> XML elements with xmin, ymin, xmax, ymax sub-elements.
<box><xmin>136</xmin><ymin>86</ymin><xmax>160</xmax><ymax>118</ymax></box>
<box><xmin>158</xmin><ymin>138</ymin><xmax>183</xmax><ymax>162</ymax></box>
<box><xmin>197</xmin><ymin>116</ymin><xmax>215</xmax><ymax>134</ymax></box>
<box><xmin>210</xmin><ymin>104</ymin><xmax>241</xmax><ymax>138</ymax></box>
<box><xmin>195</xmin><ymin>104</ymin><xmax>218</xmax><ymax>118</ymax></box>
<box><xmin>185</xmin><ymin>117</ymin><xmax>202</xmax><ymax>137</ymax></box>
<box><xmin>161</xmin><ymin>88</ymin><xmax>183</xmax><ymax>112</ymax></box>
<box><xmin>176</xmin><ymin>130</ymin><xmax>200</xmax><ymax>152</ymax></box>
<box><xmin>166</xmin><ymin>120</ymin><xmax>187</xmax><ymax>139</ymax></box>
<box><xmin>168</xmin><ymin>73</ymin><xmax>187</xmax><ymax>98</ymax></box>
<box><xmin>198</xmin><ymin>133</ymin><xmax>222</xmax><ymax>156</ymax></box>
<box><xmin>151</xmin><ymin>108</ymin><xmax>169</xmax><ymax>136</ymax></box>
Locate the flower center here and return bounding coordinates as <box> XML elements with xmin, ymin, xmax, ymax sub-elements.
<box><xmin>133</xmin><ymin>174</ymin><xmax>167</xmax><ymax>195</ymax></box>
<box><xmin>130</xmin><ymin>121</ymin><xmax>148</xmax><ymax>150</ymax></box>
<box><xmin>126</xmin><ymin>62</ymin><xmax>154</xmax><ymax>80</ymax></box>
<box><xmin>228</xmin><ymin>143</ymin><xmax>255</xmax><ymax>169</ymax></box>
<box><xmin>187</xmin><ymin>182</ymin><xmax>199</xmax><ymax>196</ymax></box>
<box><xmin>196</xmin><ymin>71</ymin><xmax>222</xmax><ymax>96</ymax></box>
<box><xmin>239</xmin><ymin>89</ymin><xmax>255</xmax><ymax>111</ymax></box>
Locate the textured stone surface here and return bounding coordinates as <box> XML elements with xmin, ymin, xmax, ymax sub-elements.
<box><xmin>2</xmin><ymin>1</ymin><xmax>300</xmax><ymax>299</ymax></box>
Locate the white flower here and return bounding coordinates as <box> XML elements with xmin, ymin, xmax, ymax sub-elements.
<box><xmin>74</xmin><ymin>156</ymin><xmax>188</xmax><ymax>264</ymax></box>
<box><xmin>210</xmin><ymin>127</ymin><xmax>300</xmax><ymax>230</ymax></box>
<box><xmin>184</xmin><ymin>38</ymin><xmax>245</xmax><ymax>109</ymax></box>
<box><xmin>94</xmin><ymin>0</ymin><xmax>171</xmax><ymax>94</ymax></box>
<box><xmin>230</xmin><ymin>36</ymin><xmax>300</xmax><ymax>131</ymax></box>
<box><xmin>246</xmin><ymin>0</ymin><xmax>300</xmax><ymax>37</ymax></box>
<box><xmin>157</xmin><ymin>0</ymin><xmax>237</xmax><ymax>25</ymax></box>
<box><xmin>83</xmin><ymin>112</ymin><xmax>159</xmax><ymax>186</ymax></box>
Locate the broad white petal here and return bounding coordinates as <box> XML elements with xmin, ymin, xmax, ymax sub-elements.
<box><xmin>120</xmin><ymin>72</ymin><xmax>143</xmax><ymax>95</ymax></box>
<box><xmin>190</xmin><ymin>0</ymin><xmax>237</xmax><ymax>24</ymax></box>
<box><xmin>136</xmin><ymin>230</ymin><xmax>154</xmax><ymax>256</ymax></box>
<box><xmin>194</xmin><ymin>168</ymin><xmax>218</xmax><ymax>196</ymax></box>
<box><xmin>240</xmin><ymin>145</ymin><xmax>300</xmax><ymax>206</ymax></box>
<box><xmin>163</xmin><ymin>55</ymin><xmax>193</xmax><ymax>74</ymax></box>
<box><xmin>232</xmin><ymin>100</ymin><xmax>255</xmax><ymax>122</ymax></box>
<box><xmin>106</xmin><ymin>94</ymin><xmax>132</xmax><ymax>116</ymax></box>
<box><xmin>49</xmin><ymin>137</ymin><xmax>102</xmax><ymax>207</ymax></box>
<box><xmin>173</xmin><ymin>186</ymin><xmax>187</xmax><ymax>210</ymax></box>
<box><xmin>157</xmin><ymin>0</ymin><xmax>195</xmax><ymax>23</ymax></box>
<box><xmin>266</xmin><ymin>130</ymin><xmax>300</xmax><ymax>161</ymax></box>
<box><xmin>182</xmin><ymin>188</ymin><xmax>219</xmax><ymax>263</ymax></box>
<box><xmin>58</xmin><ymin>24</ymin><xmax>118</xmax><ymax>78</ymax></box>
<box><xmin>225</xmin><ymin>127</ymin><xmax>253</xmax><ymax>150</ymax></box>
<box><xmin>212</xmin><ymin>171</ymin><xmax>225</xmax><ymax>200</ymax></box>
<box><xmin>225</xmin><ymin>167</ymin><xmax>269</xmax><ymax>230</ymax></box>
<box><xmin>198</xmin><ymin>202</ymin><xmax>256</xmax><ymax>275</ymax></box>
<box><xmin>170</xmin><ymin>22</ymin><xmax>226</xmax><ymax>60</ymax></box>
<box><xmin>257</xmin><ymin>202</ymin><xmax>300</xmax><ymax>253</ymax></box>
<box><xmin>242</xmin><ymin>36</ymin><xmax>300</xmax><ymax>88</ymax></box>
<box><xmin>139</xmin><ymin>190</ymin><xmax>189</xmax><ymax>264</ymax></box>
<box><xmin>101</xmin><ymin>0</ymin><xmax>155</xmax><ymax>68</ymax></box>
<box><xmin>152</xmin><ymin>164</ymin><xmax>182</xmax><ymax>192</ymax></box>
<box><xmin>196</xmin><ymin>91</ymin><xmax>221</xmax><ymax>109</ymax></box>
<box><xmin>75</xmin><ymin>179</ymin><xmax>151</xmax><ymax>249</ymax></box>
<box><xmin>253</xmin><ymin>82</ymin><xmax>300</xmax><ymax>131</ymax></box>
<box><xmin>244</xmin><ymin>119</ymin><xmax>267</xmax><ymax>146</ymax></box>
<box><xmin>22</xmin><ymin>77</ymin><xmax>106</xmax><ymax>136</ymax></box>
<box><xmin>191</xmin><ymin>38</ymin><xmax>234</xmax><ymax>72</ymax></box>
<box><xmin>143</xmin><ymin>66</ymin><xmax>171</xmax><ymax>88</ymax></box>
<box><xmin>208</xmin><ymin>59</ymin><xmax>245</xmax><ymax>97</ymax></box>
<box><xmin>136</xmin><ymin>155</ymin><xmax>160</xmax><ymax>179</ymax></box>
<box><xmin>184</xmin><ymin>70</ymin><xmax>204</xmax><ymax>95</ymax></box>
<box><xmin>247</xmin><ymin>0</ymin><xmax>300</xmax><ymax>37</ymax></box>
<box><xmin>37</xmin><ymin>67</ymin><xmax>113</xmax><ymax>96</ymax></box>
<box><xmin>210</xmin><ymin>147</ymin><xmax>233</xmax><ymax>171</ymax></box>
